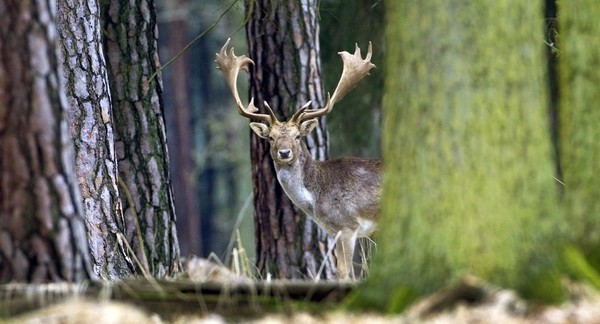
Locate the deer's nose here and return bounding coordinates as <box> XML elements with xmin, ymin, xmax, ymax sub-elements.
<box><xmin>278</xmin><ymin>149</ymin><xmax>291</xmax><ymax>159</ymax></box>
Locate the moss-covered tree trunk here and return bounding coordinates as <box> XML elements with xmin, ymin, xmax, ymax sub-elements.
<box><xmin>558</xmin><ymin>1</ymin><xmax>600</xmax><ymax>254</ymax></box>
<box><xmin>102</xmin><ymin>0</ymin><xmax>181</xmax><ymax>277</ymax></box>
<box><xmin>355</xmin><ymin>1</ymin><xmax>562</xmax><ymax>310</ymax></box>
<box><xmin>246</xmin><ymin>0</ymin><xmax>335</xmax><ymax>280</ymax></box>
<box><xmin>57</xmin><ymin>0</ymin><xmax>134</xmax><ymax>279</ymax></box>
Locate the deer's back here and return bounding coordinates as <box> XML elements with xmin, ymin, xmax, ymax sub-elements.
<box><xmin>307</xmin><ymin>158</ymin><xmax>382</xmax><ymax>236</ymax></box>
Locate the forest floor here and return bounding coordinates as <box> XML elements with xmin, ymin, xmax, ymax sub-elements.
<box><xmin>4</xmin><ymin>259</ymin><xmax>600</xmax><ymax>323</ymax></box>
<box><xmin>8</xmin><ymin>285</ymin><xmax>600</xmax><ymax>324</ymax></box>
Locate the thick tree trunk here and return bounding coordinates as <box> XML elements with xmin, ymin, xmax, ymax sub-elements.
<box><xmin>57</xmin><ymin>0</ymin><xmax>134</xmax><ymax>279</ymax></box>
<box><xmin>354</xmin><ymin>0</ymin><xmax>563</xmax><ymax>310</ymax></box>
<box><xmin>558</xmin><ymin>1</ymin><xmax>600</xmax><ymax>254</ymax></box>
<box><xmin>102</xmin><ymin>0</ymin><xmax>181</xmax><ymax>277</ymax></box>
<box><xmin>246</xmin><ymin>0</ymin><xmax>335</xmax><ymax>280</ymax></box>
<box><xmin>0</xmin><ymin>0</ymin><xmax>92</xmax><ymax>283</ymax></box>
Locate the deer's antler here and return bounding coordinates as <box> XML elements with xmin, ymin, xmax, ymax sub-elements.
<box><xmin>291</xmin><ymin>42</ymin><xmax>375</xmax><ymax>123</ymax></box>
<box><xmin>215</xmin><ymin>38</ymin><xmax>278</xmax><ymax>124</ymax></box>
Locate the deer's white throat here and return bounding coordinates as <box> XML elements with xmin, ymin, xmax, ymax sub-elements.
<box><xmin>275</xmin><ymin>164</ymin><xmax>314</xmax><ymax>216</ymax></box>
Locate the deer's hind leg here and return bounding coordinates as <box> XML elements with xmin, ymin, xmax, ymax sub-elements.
<box><xmin>334</xmin><ymin>229</ymin><xmax>358</xmax><ymax>280</ymax></box>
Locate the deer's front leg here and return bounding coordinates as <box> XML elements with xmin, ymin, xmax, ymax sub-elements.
<box><xmin>335</xmin><ymin>229</ymin><xmax>358</xmax><ymax>280</ymax></box>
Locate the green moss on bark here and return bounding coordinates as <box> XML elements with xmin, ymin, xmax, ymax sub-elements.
<box><xmin>351</xmin><ymin>0</ymin><xmax>563</xmax><ymax>311</ymax></box>
<box><xmin>558</xmin><ymin>1</ymin><xmax>600</xmax><ymax>252</ymax></box>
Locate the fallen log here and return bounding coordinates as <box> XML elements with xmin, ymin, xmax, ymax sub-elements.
<box><xmin>0</xmin><ymin>279</ymin><xmax>355</xmax><ymax>319</ymax></box>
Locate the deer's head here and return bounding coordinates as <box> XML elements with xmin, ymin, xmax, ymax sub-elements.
<box><xmin>215</xmin><ymin>39</ymin><xmax>375</xmax><ymax>166</ymax></box>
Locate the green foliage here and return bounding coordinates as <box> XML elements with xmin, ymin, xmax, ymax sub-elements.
<box><xmin>386</xmin><ymin>286</ymin><xmax>419</xmax><ymax>313</ymax></box>
<box><xmin>519</xmin><ymin>269</ymin><xmax>564</xmax><ymax>304</ymax></box>
<box><xmin>344</xmin><ymin>282</ymin><xmax>417</xmax><ymax>314</ymax></box>
<box><xmin>562</xmin><ymin>245</ymin><xmax>600</xmax><ymax>291</ymax></box>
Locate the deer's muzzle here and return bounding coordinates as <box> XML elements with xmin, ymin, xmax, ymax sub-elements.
<box><xmin>278</xmin><ymin>149</ymin><xmax>291</xmax><ymax>159</ymax></box>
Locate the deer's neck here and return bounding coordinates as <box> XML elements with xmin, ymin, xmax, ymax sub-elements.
<box><xmin>273</xmin><ymin>142</ymin><xmax>318</xmax><ymax>217</ymax></box>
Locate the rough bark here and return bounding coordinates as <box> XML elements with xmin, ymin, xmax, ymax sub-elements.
<box><xmin>353</xmin><ymin>0</ymin><xmax>562</xmax><ymax>310</ymax></box>
<box><xmin>57</xmin><ymin>0</ymin><xmax>134</xmax><ymax>279</ymax></box>
<box><xmin>558</xmin><ymin>0</ymin><xmax>600</xmax><ymax>253</ymax></box>
<box><xmin>102</xmin><ymin>0</ymin><xmax>181</xmax><ymax>277</ymax></box>
<box><xmin>246</xmin><ymin>0</ymin><xmax>335</xmax><ymax>280</ymax></box>
<box><xmin>0</xmin><ymin>0</ymin><xmax>92</xmax><ymax>283</ymax></box>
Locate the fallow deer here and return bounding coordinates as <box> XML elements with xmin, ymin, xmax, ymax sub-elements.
<box><xmin>215</xmin><ymin>39</ymin><xmax>381</xmax><ymax>280</ymax></box>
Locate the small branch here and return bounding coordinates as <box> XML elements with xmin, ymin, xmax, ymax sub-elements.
<box><xmin>544</xmin><ymin>39</ymin><xmax>560</xmax><ymax>54</ymax></box>
<box><xmin>149</xmin><ymin>0</ymin><xmax>241</xmax><ymax>82</ymax></box>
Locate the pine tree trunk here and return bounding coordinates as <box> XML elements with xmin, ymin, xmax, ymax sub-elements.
<box><xmin>354</xmin><ymin>0</ymin><xmax>562</xmax><ymax>310</ymax></box>
<box><xmin>57</xmin><ymin>0</ymin><xmax>134</xmax><ymax>279</ymax></box>
<box><xmin>161</xmin><ymin>0</ymin><xmax>202</xmax><ymax>256</ymax></box>
<box><xmin>102</xmin><ymin>0</ymin><xmax>181</xmax><ymax>277</ymax></box>
<box><xmin>0</xmin><ymin>0</ymin><xmax>92</xmax><ymax>283</ymax></box>
<box><xmin>558</xmin><ymin>1</ymin><xmax>600</xmax><ymax>253</ymax></box>
<box><xmin>246</xmin><ymin>0</ymin><xmax>335</xmax><ymax>280</ymax></box>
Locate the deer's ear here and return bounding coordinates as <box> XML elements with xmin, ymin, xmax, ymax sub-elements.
<box><xmin>249</xmin><ymin>122</ymin><xmax>270</xmax><ymax>138</ymax></box>
<box><xmin>299</xmin><ymin>119</ymin><xmax>318</xmax><ymax>136</ymax></box>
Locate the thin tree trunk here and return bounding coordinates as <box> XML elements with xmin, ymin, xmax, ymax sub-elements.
<box><xmin>0</xmin><ymin>0</ymin><xmax>92</xmax><ymax>283</ymax></box>
<box><xmin>57</xmin><ymin>0</ymin><xmax>134</xmax><ymax>279</ymax></box>
<box><xmin>320</xmin><ymin>0</ymin><xmax>385</xmax><ymax>158</ymax></box>
<box><xmin>246</xmin><ymin>0</ymin><xmax>335</xmax><ymax>280</ymax></box>
<box><xmin>102</xmin><ymin>0</ymin><xmax>181</xmax><ymax>277</ymax></box>
<box><xmin>162</xmin><ymin>0</ymin><xmax>202</xmax><ymax>256</ymax></box>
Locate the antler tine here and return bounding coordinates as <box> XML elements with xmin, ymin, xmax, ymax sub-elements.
<box><xmin>290</xmin><ymin>100</ymin><xmax>312</xmax><ymax>123</ymax></box>
<box><xmin>215</xmin><ymin>38</ymin><xmax>278</xmax><ymax>124</ymax></box>
<box><xmin>296</xmin><ymin>42</ymin><xmax>375</xmax><ymax>122</ymax></box>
